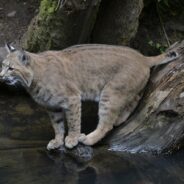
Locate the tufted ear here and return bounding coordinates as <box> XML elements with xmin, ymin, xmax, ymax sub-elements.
<box><xmin>5</xmin><ymin>43</ymin><xmax>16</xmax><ymax>53</ymax></box>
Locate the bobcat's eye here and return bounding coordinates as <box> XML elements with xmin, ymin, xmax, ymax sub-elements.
<box><xmin>8</xmin><ymin>67</ymin><xmax>14</xmax><ymax>71</ymax></box>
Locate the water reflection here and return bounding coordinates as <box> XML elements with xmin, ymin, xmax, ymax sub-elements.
<box><xmin>0</xmin><ymin>148</ymin><xmax>184</xmax><ymax>184</ymax></box>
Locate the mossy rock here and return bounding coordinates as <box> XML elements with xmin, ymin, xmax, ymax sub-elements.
<box><xmin>22</xmin><ymin>0</ymin><xmax>101</xmax><ymax>52</ymax></box>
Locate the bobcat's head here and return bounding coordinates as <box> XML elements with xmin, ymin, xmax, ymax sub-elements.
<box><xmin>0</xmin><ymin>44</ymin><xmax>34</xmax><ymax>87</ymax></box>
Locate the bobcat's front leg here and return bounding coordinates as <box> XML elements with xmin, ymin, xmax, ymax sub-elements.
<box><xmin>65</xmin><ymin>96</ymin><xmax>81</xmax><ymax>149</ymax></box>
<box><xmin>47</xmin><ymin>111</ymin><xmax>65</xmax><ymax>150</ymax></box>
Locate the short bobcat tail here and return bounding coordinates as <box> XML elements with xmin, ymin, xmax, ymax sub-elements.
<box><xmin>146</xmin><ymin>41</ymin><xmax>184</xmax><ymax>67</ymax></box>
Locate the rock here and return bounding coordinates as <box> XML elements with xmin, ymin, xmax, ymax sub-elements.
<box><xmin>22</xmin><ymin>0</ymin><xmax>101</xmax><ymax>52</ymax></box>
<box><xmin>63</xmin><ymin>144</ymin><xmax>94</xmax><ymax>162</ymax></box>
<box><xmin>92</xmin><ymin>0</ymin><xmax>144</xmax><ymax>45</ymax></box>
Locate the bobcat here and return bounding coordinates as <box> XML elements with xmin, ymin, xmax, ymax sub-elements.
<box><xmin>0</xmin><ymin>44</ymin><xmax>178</xmax><ymax>150</ymax></box>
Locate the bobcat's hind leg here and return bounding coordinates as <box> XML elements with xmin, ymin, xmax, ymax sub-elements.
<box><xmin>47</xmin><ymin>110</ymin><xmax>65</xmax><ymax>150</ymax></box>
<box><xmin>114</xmin><ymin>95</ymin><xmax>141</xmax><ymax>126</ymax></box>
<box><xmin>79</xmin><ymin>90</ymin><xmax>128</xmax><ymax>146</ymax></box>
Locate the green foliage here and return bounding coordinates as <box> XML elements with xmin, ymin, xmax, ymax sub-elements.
<box><xmin>148</xmin><ymin>40</ymin><xmax>168</xmax><ymax>53</ymax></box>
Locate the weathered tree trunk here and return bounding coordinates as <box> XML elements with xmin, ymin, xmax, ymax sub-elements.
<box><xmin>92</xmin><ymin>0</ymin><xmax>144</xmax><ymax>45</ymax></box>
<box><xmin>22</xmin><ymin>0</ymin><xmax>101</xmax><ymax>52</ymax></box>
<box><xmin>106</xmin><ymin>41</ymin><xmax>184</xmax><ymax>154</ymax></box>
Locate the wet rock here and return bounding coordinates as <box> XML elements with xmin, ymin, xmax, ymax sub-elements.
<box><xmin>63</xmin><ymin>144</ymin><xmax>94</xmax><ymax>162</ymax></box>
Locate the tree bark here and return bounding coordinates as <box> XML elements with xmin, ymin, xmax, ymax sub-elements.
<box><xmin>22</xmin><ymin>0</ymin><xmax>101</xmax><ymax>52</ymax></box>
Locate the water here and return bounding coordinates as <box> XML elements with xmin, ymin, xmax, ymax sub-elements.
<box><xmin>0</xmin><ymin>148</ymin><xmax>184</xmax><ymax>184</ymax></box>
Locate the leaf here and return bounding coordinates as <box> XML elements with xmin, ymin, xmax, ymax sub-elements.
<box><xmin>156</xmin><ymin>43</ymin><xmax>161</xmax><ymax>49</ymax></box>
<box><xmin>148</xmin><ymin>40</ymin><xmax>154</xmax><ymax>46</ymax></box>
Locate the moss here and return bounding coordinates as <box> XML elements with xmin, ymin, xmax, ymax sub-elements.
<box><xmin>39</xmin><ymin>0</ymin><xmax>57</xmax><ymax>18</ymax></box>
<box><xmin>22</xmin><ymin>0</ymin><xmax>59</xmax><ymax>52</ymax></box>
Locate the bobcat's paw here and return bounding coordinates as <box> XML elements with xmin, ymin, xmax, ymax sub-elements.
<box><xmin>47</xmin><ymin>139</ymin><xmax>63</xmax><ymax>150</ymax></box>
<box><xmin>65</xmin><ymin>135</ymin><xmax>79</xmax><ymax>149</ymax></box>
<box><xmin>79</xmin><ymin>134</ymin><xmax>94</xmax><ymax>146</ymax></box>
